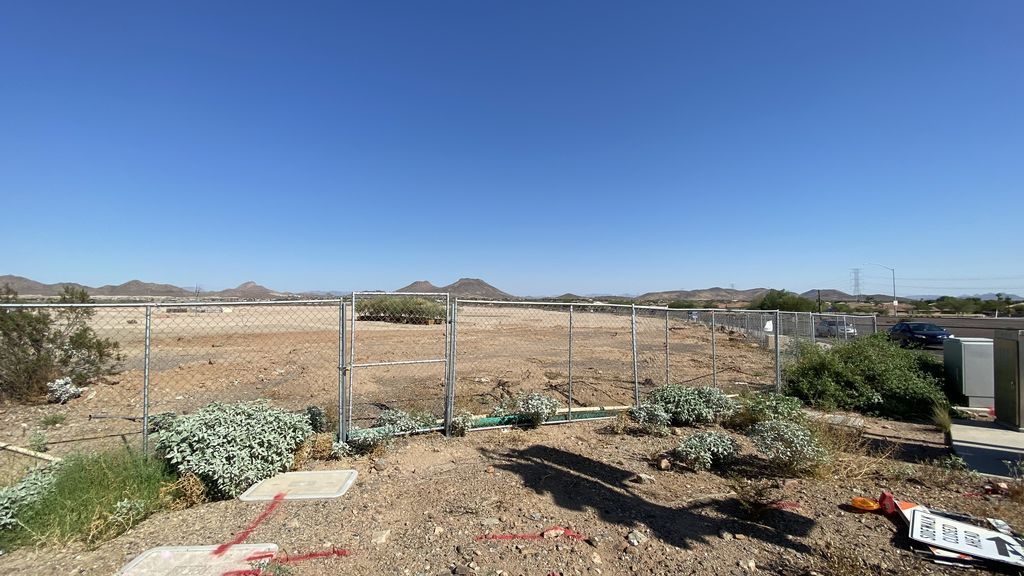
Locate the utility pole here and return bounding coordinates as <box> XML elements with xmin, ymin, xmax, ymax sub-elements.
<box><xmin>817</xmin><ymin>290</ymin><xmax>822</xmax><ymax>313</ymax></box>
<box><xmin>869</xmin><ymin>263</ymin><xmax>897</xmax><ymax>316</ymax></box>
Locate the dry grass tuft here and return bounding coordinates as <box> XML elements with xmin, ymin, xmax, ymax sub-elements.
<box><xmin>291</xmin><ymin>438</ymin><xmax>313</xmax><ymax>470</ymax></box>
<box><xmin>310</xmin><ymin>432</ymin><xmax>335</xmax><ymax>460</ymax></box>
<box><xmin>160</xmin><ymin>472</ymin><xmax>208</xmax><ymax>511</ymax></box>
<box><xmin>808</xmin><ymin>419</ymin><xmax>896</xmax><ymax>481</ymax></box>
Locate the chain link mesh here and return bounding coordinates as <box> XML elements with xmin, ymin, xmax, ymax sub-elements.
<box><xmin>348</xmin><ymin>293</ymin><xmax>448</xmax><ymax>430</ymax></box>
<box><xmin>0</xmin><ymin>298</ymin><xmax>877</xmax><ymax>475</ymax></box>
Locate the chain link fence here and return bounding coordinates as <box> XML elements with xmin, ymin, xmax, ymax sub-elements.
<box><xmin>1</xmin><ymin>297</ymin><xmax>877</xmax><ymax>474</ymax></box>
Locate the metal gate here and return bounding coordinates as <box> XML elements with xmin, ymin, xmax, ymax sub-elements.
<box><xmin>342</xmin><ymin>292</ymin><xmax>451</xmax><ymax>439</ymax></box>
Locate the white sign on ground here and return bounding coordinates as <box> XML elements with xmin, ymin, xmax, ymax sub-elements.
<box><xmin>909</xmin><ymin>509</ymin><xmax>1024</xmax><ymax>568</ymax></box>
<box><xmin>238</xmin><ymin>470</ymin><xmax>358</xmax><ymax>501</ymax></box>
<box><xmin>119</xmin><ymin>544</ymin><xmax>278</xmax><ymax>576</ymax></box>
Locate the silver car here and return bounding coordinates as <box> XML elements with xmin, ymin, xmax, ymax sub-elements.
<box><xmin>815</xmin><ymin>319</ymin><xmax>857</xmax><ymax>338</ymax></box>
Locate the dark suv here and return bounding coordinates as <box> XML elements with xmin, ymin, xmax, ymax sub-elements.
<box><xmin>888</xmin><ymin>322</ymin><xmax>954</xmax><ymax>348</ymax></box>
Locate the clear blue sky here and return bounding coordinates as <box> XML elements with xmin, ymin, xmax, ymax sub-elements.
<box><xmin>2</xmin><ymin>1</ymin><xmax>1022</xmax><ymax>297</ymax></box>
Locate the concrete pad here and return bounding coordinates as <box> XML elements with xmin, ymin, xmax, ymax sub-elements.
<box><xmin>951</xmin><ymin>419</ymin><xmax>1024</xmax><ymax>479</ymax></box>
<box><xmin>238</xmin><ymin>470</ymin><xmax>357</xmax><ymax>501</ymax></box>
<box><xmin>119</xmin><ymin>543</ymin><xmax>277</xmax><ymax>575</ymax></box>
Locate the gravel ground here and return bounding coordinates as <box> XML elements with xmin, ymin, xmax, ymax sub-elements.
<box><xmin>1</xmin><ymin>416</ymin><xmax>1022</xmax><ymax>576</ymax></box>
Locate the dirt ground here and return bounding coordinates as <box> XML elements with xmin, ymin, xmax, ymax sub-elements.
<box><xmin>0</xmin><ymin>304</ymin><xmax>778</xmax><ymax>467</ymax></box>
<box><xmin>2</xmin><ymin>415</ymin><xmax>1022</xmax><ymax>576</ymax></box>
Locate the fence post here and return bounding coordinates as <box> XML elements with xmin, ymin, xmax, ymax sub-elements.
<box><xmin>664</xmin><ymin>309</ymin><xmax>670</xmax><ymax>385</ymax></box>
<box><xmin>348</xmin><ymin>292</ymin><xmax>357</xmax><ymax>431</ymax></box>
<box><xmin>142</xmin><ymin>306</ymin><xmax>151</xmax><ymax>453</ymax></box>
<box><xmin>711</xmin><ymin>310</ymin><xmax>717</xmax><ymax>387</ymax></box>
<box><xmin>774</xmin><ymin>310</ymin><xmax>782</xmax><ymax>392</ymax></box>
<box><xmin>809</xmin><ymin>312</ymin><xmax>815</xmax><ymax>344</ymax></box>
<box><xmin>630</xmin><ymin>304</ymin><xmax>639</xmax><ymax>405</ymax></box>
<box><xmin>338</xmin><ymin>298</ymin><xmax>348</xmax><ymax>441</ymax></box>
<box><xmin>567</xmin><ymin>305</ymin><xmax>574</xmax><ymax>422</ymax></box>
<box><xmin>872</xmin><ymin>314</ymin><xmax>878</xmax><ymax>335</ymax></box>
<box><xmin>444</xmin><ymin>298</ymin><xmax>457</xmax><ymax>436</ymax></box>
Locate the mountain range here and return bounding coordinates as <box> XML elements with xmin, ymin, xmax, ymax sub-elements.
<box><xmin>0</xmin><ymin>275</ymin><xmax>285</xmax><ymax>299</ymax></box>
<box><xmin>3</xmin><ymin>273</ymin><xmax>1016</xmax><ymax>302</ymax></box>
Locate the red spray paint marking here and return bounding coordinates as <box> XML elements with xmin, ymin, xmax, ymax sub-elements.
<box><xmin>212</xmin><ymin>493</ymin><xmax>287</xmax><ymax>556</ymax></box>
<box><xmin>475</xmin><ymin>525</ymin><xmax>588</xmax><ymax>542</ymax></box>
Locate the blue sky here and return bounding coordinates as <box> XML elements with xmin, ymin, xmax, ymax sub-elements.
<box><xmin>2</xmin><ymin>1</ymin><xmax>1022</xmax><ymax>297</ymax></box>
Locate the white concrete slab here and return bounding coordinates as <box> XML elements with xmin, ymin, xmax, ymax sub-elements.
<box><xmin>951</xmin><ymin>419</ymin><xmax>1024</xmax><ymax>479</ymax></box>
<box><xmin>238</xmin><ymin>470</ymin><xmax>357</xmax><ymax>501</ymax></box>
<box><xmin>119</xmin><ymin>544</ymin><xmax>277</xmax><ymax>576</ymax></box>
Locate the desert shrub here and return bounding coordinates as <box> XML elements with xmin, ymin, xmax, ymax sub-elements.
<box><xmin>0</xmin><ymin>450</ymin><xmax>173</xmax><ymax>549</ymax></box>
<box><xmin>783</xmin><ymin>334</ymin><xmax>946</xmax><ymax>419</ymax></box>
<box><xmin>628</xmin><ymin>403</ymin><xmax>671</xmax><ymax>435</ymax></box>
<box><xmin>355</xmin><ymin>296</ymin><xmax>446</xmax><ymax>324</ymax></box>
<box><xmin>374</xmin><ymin>409</ymin><xmax>418</xmax><ymax>433</ymax></box>
<box><xmin>450</xmin><ymin>411</ymin><xmax>476</xmax><ymax>436</ymax></box>
<box><xmin>152</xmin><ymin>400</ymin><xmax>312</xmax><ymax>499</ymax></box>
<box><xmin>749</xmin><ymin>420</ymin><xmax>828</xmax><ymax>474</ymax></box>
<box><xmin>673</xmin><ymin>431</ymin><xmax>738</xmax><ymax>471</ymax></box>
<box><xmin>729</xmin><ymin>392</ymin><xmax>804</xmax><ymax>429</ymax></box>
<box><xmin>0</xmin><ymin>286</ymin><xmax>121</xmax><ymax>402</ymax></box>
<box><xmin>0</xmin><ymin>465</ymin><xmax>60</xmax><ymax>530</ymax></box>
<box><xmin>648</xmin><ymin>385</ymin><xmax>736</xmax><ymax>426</ymax></box>
<box><xmin>332</xmin><ymin>426</ymin><xmax>394</xmax><ymax>458</ymax></box>
<box><xmin>305</xmin><ymin>406</ymin><xmax>330</xmax><ymax>433</ymax></box>
<box><xmin>490</xmin><ymin>392</ymin><xmax>560</xmax><ymax>427</ymax></box>
<box><xmin>46</xmin><ymin>377</ymin><xmax>83</xmax><ymax>404</ymax></box>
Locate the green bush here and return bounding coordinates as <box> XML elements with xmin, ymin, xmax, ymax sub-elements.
<box><xmin>0</xmin><ymin>450</ymin><xmax>173</xmax><ymax>549</ymax></box>
<box><xmin>490</xmin><ymin>392</ymin><xmax>561</xmax><ymax>427</ymax></box>
<box><xmin>648</xmin><ymin>385</ymin><xmax>736</xmax><ymax>426</ymax></box>
<box><xmin>355</xmin><ymin>296</ymin><xmax>446</xmax><ymax>324</ymax></box>
<box><xmin>305</xmin><ymin>406</ymin><xmax>330</xmax><ymax>433</ymax></box>
<box><xmin>152</xmin><ymin>401</ymin><xmax>312</xmax><ymax>499</ymax></box>
<box><xmin>748</xmin><ymin>420</ymin><xmax>828</xmax><ymax>474</ymax></box>
<box><xmin>450</xmin><ymin>411</ymin><xmax>476</xmax><ymax>437</ymax></box>
<box><xmin>628</xmin><ymin>403</ymin><xmax>671</xmax><ymax>435</ymax></box>
<box><xmin>673</xmin><ymin>431</ymin><xmax>738</xmax><ymax>471</ymax></box>
<box><xmin>783</xmin><ymin>334</ymin><xmax>946</xmax><ymax>419</ymax></box>
<box><xmin>749</xmin><ymin>289</ymin><xmax>815</xmax><ymax>312</ymax></box>
<box><xmin>0</xmin><ymin>286</ymin><xmax>121</xmax><ymax>402</ymax></box>
<box><xmin>729</xmin><ymin>392</ymin><xmax>805</xmax><ymax>429</ymax></box>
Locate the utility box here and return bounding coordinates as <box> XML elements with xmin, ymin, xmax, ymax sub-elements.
<box><xmin>993</xmin><ymin>330</ymin><xmax>1024</xmax><ymax>431</ymax></box>
<box><xmin>944</xmin><ymin>337</ymin><xmax>994</xmax><ymax>408</ymax></box>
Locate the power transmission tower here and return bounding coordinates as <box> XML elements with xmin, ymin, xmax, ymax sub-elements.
<box><xmin>851</xmin><ymin>268</ymin><xmax>862</xmax><ymax>302</ymax></box>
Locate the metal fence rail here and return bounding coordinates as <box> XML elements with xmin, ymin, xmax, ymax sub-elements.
<box><xmin>0</xmin><ymin>297</ymin><xmax>876</xmax><ymax>456</ymax></box>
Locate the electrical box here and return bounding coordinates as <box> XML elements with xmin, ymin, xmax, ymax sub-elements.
<box><xmin>944</xmin><ymin>337</ymin><xmax>994</xmax><ymax>408</ymax></box>
<box><xmin>993</xmin><ymin>330</ymin><xmax>1024</xmax><ymax>431</ymax></box>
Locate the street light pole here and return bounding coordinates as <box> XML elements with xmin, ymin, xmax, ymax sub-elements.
<box><xmin>870</xmin><ymin>263</ymin><xmax>897</xmax><ymax>317</ymax></box>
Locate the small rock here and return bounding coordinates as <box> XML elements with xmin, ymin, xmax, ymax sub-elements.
<box><xmin>371</xmin><ymin>530</ymin><xmax>391</xmax><ymax>544</ymax></box>
<box><xmin>718</xmin><ymin>529</ymin><xmax>734</xmax><ymax>540</ymax></box>
<box><xmin>481</xmin><ymin>517</ymin><xmax>500</xmax><ymax>526</ymax></box>
<box><xmin>374</xmin><ymin>460</ymin><xmax>389</xmax><ymax>472</ymax></box>
<box><xmin>657</xmin><ymin>458</ymin><xmax>672</xmax><ymax>471</ymax></box>
<box><xmin>542</xmin><ymin>527</ymin><xmax>565</xmax><ymax>539</ymax></box>
<box><xmin>433</xmin><ymin>526</ymin><xmax>445</xmax><ymax>536</ymax></box>
<box><xmin>629</xmin><ymin>473</ymin><xmax>656</xmax><ymax>485</ymax></box>
<box><xmin>591</xmin><ymin>552</ymin><xmax>603</xmax><ymax>564</ymax></box>
<box><xmin>626</xmin><ymin>530</ymin><xmax>648</xmax><ymax>546</ymax></box>
<box><xmin>735</xmin><ymin>533</ymin><xmax>748</xmax><ymax>541</ymax></box>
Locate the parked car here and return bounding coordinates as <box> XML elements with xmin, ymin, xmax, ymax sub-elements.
<box><xmin>888</xmin><ymin>322</ymin><xmax>954</xmax><ymax>348</ymax></box>
<box><xmin>815</xmin><ymin>319</ymin><xmax>858</xmax><ymax>338</ymax></box>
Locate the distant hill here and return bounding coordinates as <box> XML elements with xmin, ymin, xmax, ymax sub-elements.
<box><xmin>396</xmin><ymin>278</ymin><xmax>512</xmax><ymax>299</ymax></box>
<box><xmin>799</xmin><ymin>289</ymin><xmax>854</xmax><ymax>302</ymax></box>
<box><xmin>0</xmin><ymin>275</ymin><xmax>284</xmax><ymax>299</ymax></box>
<box><xmin>0</xmin><ymin>275</ymin><xmax>190</xmax><ymax>297</ymax></box>
<box><xmin>397</xmin><ymin>280</ymin><xmax>442</xmax><ymax>293</ymax></box>
<box><xmin>206</xmin><ymin>281</ymin><xmax>283</xmax><ymax>299</ymax></box>
<box><xmin>638</xmin><ymin>287</ymin><xmax>769</xmax><ymax>302</ymax></box>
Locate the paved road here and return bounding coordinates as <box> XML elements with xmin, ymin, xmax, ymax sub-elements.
<box><xmin>876</xmin><ymin>316</ymin><xmax>1024</xmax><ymax>340</ymax></box>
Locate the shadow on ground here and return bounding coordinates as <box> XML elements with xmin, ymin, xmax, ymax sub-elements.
<box><xmin>480</xmin><ymin>444</ymin><xmax>816</xmax><ymax>554</ymax></box>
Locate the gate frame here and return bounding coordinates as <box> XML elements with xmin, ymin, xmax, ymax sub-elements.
<box><xmin>345</xmin><ymin>291</ymin><xmax>451</xmax><ymax>440</ymax></box>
